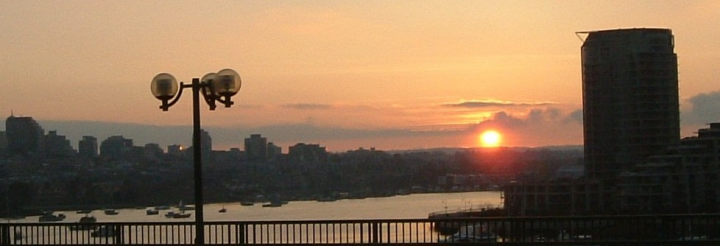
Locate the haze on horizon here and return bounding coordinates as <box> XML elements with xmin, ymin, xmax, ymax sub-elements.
<box><xmin>1</xmin><ymin>1</ymin><xmax>719</xmax><ymax>152</ymax></box>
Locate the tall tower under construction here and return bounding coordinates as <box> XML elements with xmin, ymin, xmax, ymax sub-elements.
<box><xmin>581</xmin><ymin>28</ymin><xmax>680</xmax><ymax>183</ymax></box>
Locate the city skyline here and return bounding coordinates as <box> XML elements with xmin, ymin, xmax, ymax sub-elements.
<box><xmin>1</xmin><ymin>1</ymin><xmax>719</xmax><ymax>151</ymax></box>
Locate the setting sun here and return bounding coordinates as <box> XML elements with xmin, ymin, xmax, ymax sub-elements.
<box><xmin>480</xmin><ymin>130</ymin><xmax>502</xmax><ymax>147</ymax></box>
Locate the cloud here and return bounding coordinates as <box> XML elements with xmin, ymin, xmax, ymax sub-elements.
<box><xmin>38</xmin><ymin>107</ymin><xmax>585</xmax><ymax>152</ymax></box>
<box><xmin>464</xmin><ymin>107</ymin><xmax>584</xmax><ymax>146</ymax></box>
<box><xmin>281</xmin><ymin>103</ymin><xmax>333</xmax><ymax>110</ymax></box>
<box><xmin>443</xmin><ymin>99</ymin><xmax>554</xmax><ymax>108</ymax></box>
<box><xmin>682</xmin><ymin>91</ymin><xmax>720</xmax><ymax>125</ymax></box>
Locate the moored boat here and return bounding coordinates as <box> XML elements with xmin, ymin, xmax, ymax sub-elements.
<box><xmin>38</xmin><ymin>212</ymin><xmax>66</xmax><ymax>222</ymax></box>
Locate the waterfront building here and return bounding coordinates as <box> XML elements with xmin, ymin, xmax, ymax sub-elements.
<box><xmin>503</xmin><ymin>178</ymin><xmax>603</xmax><ymax>216</ymax></box>
<box><xmin>618</xmin><ymin>123</ymin><xmax>720</xmax><ymax>213</ymax></box>
<box><xmin>503</xmin><ymin>28</ymin><xmax>682</xmax><ymax>215</ymax></box>
<box><xmin>581</xmin><ymin>28</ymin><xmax>680</xmax><ymax>182</ymax></box>
<box><xmin>78</xmin><ymin>136</ymin><xmax>98</xmax><ymax>159</ymax></box>
<box><xmin>245</xmin><ymin>134</ymin><xmax>268</xmax><ymax>162</ymax></box>
<box><xmin>5</xmin><ymin>114</ymin><xmax>45</xmax><ymax>157</ymax></box>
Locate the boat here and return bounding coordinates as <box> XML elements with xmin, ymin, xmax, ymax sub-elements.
<box><xmin>240</xmin><ymin>201</ymin><xmax>254</xmax><ymax>206</ymax></box>
<box><xmin>219</xmin><ymin>207</ymin><xmax>227</xmax><ymax>213</ymax></box>
<box><xmin>164</xmin><ymin>211</ymin><xmax>176</xmax><ymax>218</ymax></box>
<box><xmin>146</xmin><ymin>209</ymin><xmax>159</xmax><ymax>215</ymax></box>
<box><xmin>165</xmin><ymin>211</ymin><xmax>192</xmax><ymax>218</ymax></box>
<box><xmin>38</xmin><ymin>212</ymin><xmax>65</xmax><ymax>222</ymax></box>
<box><xmin>262</xmin><ymin>201</ymin><xmax>283</xmax><ymax>208</ymax></box>
<box><xmin>70</xmin><ymin>215</ymin><xmax>98</xmax><ymax>230</ymax></box>
<box><xmin>173</xmin><ymin>213</ymin><xmax>191</xmax><ymax>218</ymax></box>
<box><xmin>104</xmin><ymin>209</ymin><xmax>119</xmax><ymax>215</ymax></box>
<box><xmin>79</xmin><ymin>216</ymin><xmax>97</xmax><ymax>223</ymax></box>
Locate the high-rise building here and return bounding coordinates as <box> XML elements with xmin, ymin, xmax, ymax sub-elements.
<box><xmin>5</xmin><ymin>115</ymin><xmax>45</xmax><ymax>156</ymax></box>
<box><xmin>78</xmin><ymin>136</ymin><xmax>98</xmax><ymax>159</ymax></box>
<box><xmin>244</xmin><ymin>134</ymin><xmax>268</xmax><ymax>162</ymax></box>
<box><xmin>100</xmin><ymin>135</ymin><xmax>134</xmax><ymax>159</ymax></box>
<box><xmin>581</xmin><ymin>28</ymin><xmax>680</xmax><ymax>182</ymax></box>
<box><xmin>44</xmin><ymin>130</ymin><xmax>74</xmax><ymax>158</ymax></box>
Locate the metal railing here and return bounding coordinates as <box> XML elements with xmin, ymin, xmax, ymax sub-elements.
<box><xmin>2</xmin><ymin>214</ymin><xmax>720</xmax><ymax>245</ymax></box>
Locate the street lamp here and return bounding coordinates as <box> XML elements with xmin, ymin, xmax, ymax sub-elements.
<box><xmin>150</xmin><ymin>69</ymin><xmax>241</xmax><ymax>245</ymax></box>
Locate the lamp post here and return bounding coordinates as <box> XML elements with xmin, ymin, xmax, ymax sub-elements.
<box><xmin>150</xmin><ymin>69</ymin><xmax>241</xmax><ymax>245</ymax></box>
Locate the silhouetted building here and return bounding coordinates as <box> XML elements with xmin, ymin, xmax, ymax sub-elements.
<box><xmin>267</xmin><ymin>142</ymin><xmax>282</xmax><ymax>161</ymax></box>
<box><xmin>168</xmin><ymin>144</ymin><xmax>184</xmax><ymax>156</ymax></box>
<box><xmin>44</xmin><ymin>130</ymin><xmax>74</xmax><ymax>158</ymax></box>
<box><xmin>100</xmin><ymin>135</ymin><xmax>134</xmax><ymax>160</ymax></box>
<box><xmin>78</xmin><ymin>136</ymin><xmax>98</xmax><ymax>159</ymax></box>
<box><xmin>0</xmin><ymin>131</ymin><xmax>7</xmax><ymax>154</ymax></box>
<box><xmin>144</xmin><ymin>143</ymin><xmax>164</xmax><ymax>161</ymax></box>
<box><xmin>503</xmin><ymin>28</ymin><xmax>682</xmax><ymax>216</ymax></box>
<box><xmin>288</xmin><ymin>143</ymin><xmax>328</xmax><ymax>163</ymax></box>
<box><xmin>618</xmin><ymin>123</ymin><xmax>720</xmax><ymax>213</ymax></box>
<box><xmin>245</xmin><ymin>134</ymin><xmax>267</xmax><ymax>162</ymax></box>
<box><xmin>5</xmin><ymin>115</ymin><xmax>44</xmax><ymax>156</ymax></box>
<box><xmin>200</xmin><ymin>129</ymin><xmax>212</xmax><ymax>153</ymax></box>
<box><xmin>581</xmin><ymin>28</ymin><xmax>680</xmax><ymax>182</ymax></box>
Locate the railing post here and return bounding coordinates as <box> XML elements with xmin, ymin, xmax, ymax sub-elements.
<box><xmin>0</xmin><ymin>224</ymin><xmax>9</xmax><ymax>245</ymax></box>
<box><xmin>114</xmin><ymin>225</ymin><xmax>123</xmax><ymax>245</ymax></box>
<box><xmin>237</xmin><ymin>223</ymin><xmax>246</xmax><ymax>245</ymax></box>
<box><xmin>372</xmin><ymin>222</ymin><xmax>379</xmax><ymax>244</ymax></box>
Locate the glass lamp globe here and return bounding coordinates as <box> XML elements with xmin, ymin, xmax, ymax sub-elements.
<box><xmin>212</xmin><ymin>69</ymin><xmax>241</xmax><ymax>97</ymax></box>
<box><xmin>201</xmin><ymin>72</ymin><xmax>217</xmax><ymax>98</ymax></box>
<box><xmin>151</xmin><ymin>73</ymin><xmax>178</xmax><ymax>100</ymax></box>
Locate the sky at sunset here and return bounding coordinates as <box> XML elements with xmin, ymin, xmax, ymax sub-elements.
<box><xmin>1</xmin><ymin>0</ymin><xmax>719</xmax><ymax>152</ymax></box>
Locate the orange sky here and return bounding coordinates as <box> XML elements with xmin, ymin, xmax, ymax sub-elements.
<box><xmin>1</xmin><ymin>0</ymin><xmax>719</xmax><ymax>151</ymax></box>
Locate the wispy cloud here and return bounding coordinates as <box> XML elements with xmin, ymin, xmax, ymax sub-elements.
<box><xmin>442</xmin><ymin>99</ymin><xmax>555</xmax><ymax>108</ymax></box>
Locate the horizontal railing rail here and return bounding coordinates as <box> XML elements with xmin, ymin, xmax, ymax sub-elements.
<box><xmin>1</xmin><ymin>214</ymin><xmax>719</xmax><ymax>245</ymax></box>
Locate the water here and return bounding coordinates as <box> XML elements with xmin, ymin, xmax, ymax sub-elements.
<box><xmin>9</xmin><ymin>191</ymin><xmax>502</xmax><ymax>223</ymax></box>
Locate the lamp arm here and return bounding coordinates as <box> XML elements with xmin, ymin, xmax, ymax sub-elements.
<box><xmin>200</xmin><ymin>85</ymin><xmax>217</xmax><ymax>110</ymax></box>
<box><xmin>215</xmin><ymin>95</ymin><xmax>234</xmax><ymax>108</ymax></box>
<box><xmin>160</xmin><ymin>82</ymin><xmax>188</xmax><ymax>110</ymax></box>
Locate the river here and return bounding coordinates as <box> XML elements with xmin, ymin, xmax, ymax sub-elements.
<box><xmin>8</xmin><ymin>191</ymin><xmax>502</xmax><ymax>223</ymax></box>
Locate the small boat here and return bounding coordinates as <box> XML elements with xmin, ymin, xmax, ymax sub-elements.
<box><xmin>70</xmin><ymin>215</ymin><xmax>98</xmax><ymax>230</ymax></box>
<box><xmin>165</xmin><ymin>211</ymin><xmax>191</xmax><ymax>218</ymax></box>
<box><xmin>146</xmin><ymin>209</ymin><xmax>159</xmax><ymax>215</ymax></box>
<box><xmin>240</xmin><ymin>201</ymin><xmax>254</xmax><ymax>206</ymax></box>
<box><xmin>173</xmin><ymin>213</ymin><xmax>191</xmax><ymax>218</ymax></box>
<box><xmin>79</xmin><ymin>216</ymin><xmax>97</xmax><ymax>223</ymax></box>
<box><xmin>262</xmin><ymin>201</ymin><xmax>282</xmax><ymax>208</ymax></box>
<box><xmin>164</xmin><ymin>211</ymin><xmax>177</xmax><ymax>218</ymax></box>
<box><xmin>38</xmin><ymin>212</ymin><xmax>65</xmax><ymax>222</ymax></box>
<box><xmin>219</xmin><ymin>207</ymin><xmax>227</xmax><ymax>213</ymax></box>
<box><xmin>104</xmin><ymin>209</ymin><xmax>119</xmax><ymax>215</ymax></box>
